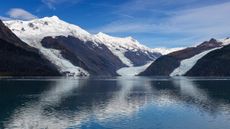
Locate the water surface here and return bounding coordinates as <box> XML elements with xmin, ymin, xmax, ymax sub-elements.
<box><xmin>0</xmin><ymin>77</ymin><xmax>230</xmax><ymax>129</ymax></box>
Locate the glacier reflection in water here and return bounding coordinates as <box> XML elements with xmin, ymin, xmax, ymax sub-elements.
<box><xmin>0</xmin><ymin>77</ymin><xmax>230</xmax><ymax>129</ymax></box>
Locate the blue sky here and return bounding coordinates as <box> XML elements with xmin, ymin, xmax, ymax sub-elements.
<box><xmin>0</xmin><ymin>0</ymin><xmax>230</xmax><ymax>48</ymax></box>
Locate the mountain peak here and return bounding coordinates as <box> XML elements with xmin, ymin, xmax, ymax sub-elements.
<box><xmin>40</xmin><ymin>15</ymin><xmax>61</xmax><ymax>22</ymax></box>
<box><xmin>209</xmin><ymin>38</ymin><xmax>217</xmax><ymax>42</ymax></box>
<box><xmin>96</xmin><ymin>32</ymin><xmax>137</xmax><ymax>42</ymax></box>
<box><xmin>198</xmin><ymin>38</ymin><xmax>222</xmax><ymax>48</ymax></box>
<box><xmin>96</xmin><ymin>32</ymin><xmax>110</xmax><ymax>37</ymax></box>
<box><xmin>50</xmin><ymin>15</ymin><xmax>60</xmax><ymax>20</ymax></box>
<box><xmin>126</xmin><ymin>36</ymin><xmax>137</xmax><ymax>42</ymax></box>
<box><xmin>4</xmin><ymin>15</ymin><xmax>91</xmax><ymax>41</ymax></box>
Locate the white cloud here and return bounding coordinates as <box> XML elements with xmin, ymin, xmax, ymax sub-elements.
<box><xmin>168</xmin><ymin>2</ymin><xmax>230</xmax><ymax>35</ymax></box>
<box><xmin>117</xmin><ymin>0</ymin><xmax>202</xmax><ymax>14</ymax></box>
<box><xmin>7</xmin><ymin>8</ymin><xmax>37</xmax><ymax>20</ymax></box>
<box><xmin>91</xmin><ymin>1</ymin><xmax>230</xmax><ymax>39</ymax></box>
<box><xmin>91</xmin><ymin>21</ymin><xmax>155</xmax><ymax>33</ymax></box>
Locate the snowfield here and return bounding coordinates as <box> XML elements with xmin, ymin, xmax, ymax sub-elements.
<box><xmin>152</xmin><ymin>47</ymin><xmax>184</xmax><ymax>55</ymax></box>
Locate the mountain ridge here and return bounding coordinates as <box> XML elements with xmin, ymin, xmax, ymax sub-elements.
<box><xmin>3</xmin><ymin>16</ymin><xmax>163</xmax><ymax>76</ymax></box>
<box><xmin>139</xmin><ymin>38</ymin><xmax>230</xmax><ymax>76</ymax></box>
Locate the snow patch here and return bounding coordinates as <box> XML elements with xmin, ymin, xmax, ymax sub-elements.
<box><xmin>152</xmin><ymin>47</ymin><xmax>184</xmax><ymax>55</ymax></box>
<box><xmin>4</xmin><ymin>16</ymin><xmax>93</xmax><ymax>42</ymax></box>
<box><xmin>220</xmin><ymin>37</ymin><xmax>230</xmax><ymax>46</ymax></box>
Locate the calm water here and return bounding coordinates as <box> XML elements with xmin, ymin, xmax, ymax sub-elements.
<box><xmin>0</xmin><ymin>77</ymin><xmax>230</xmax><ymax>129</ymax></box>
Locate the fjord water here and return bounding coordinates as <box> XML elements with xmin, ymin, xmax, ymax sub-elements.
<box><xmin>0</xmin><ymin>77</ymin><xmax>230</xmax><ymax>129</ymax></box>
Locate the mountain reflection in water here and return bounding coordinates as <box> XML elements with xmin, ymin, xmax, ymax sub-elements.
<box><xmin>0</xmin><ymin>77</ymin><xmax>230</xmax><ymax>129</ymax></box>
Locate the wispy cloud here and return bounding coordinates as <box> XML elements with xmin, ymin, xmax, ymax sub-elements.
<box><xmin>42</xmin><ymin>0</ymin><xmax>82</xmax><ymax>9</ymax></box>
<box><xmin>91</xmin><ymin>1</ymin><xmax>230</xmax><ymax>40</ymax></box>
<box><xmin>91</xmin><ymin>21</ymin><xmax>155</xmax><ymax>33</ymax></box>
<box><xmin>7</xmin><ymin>8</ymin><xmax>37</xmax><ymax>20</ymax></box>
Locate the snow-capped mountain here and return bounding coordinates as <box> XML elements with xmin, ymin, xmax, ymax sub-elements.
<box><xmin>0</xmin><ymin>19</ymin><xmax>60</xmax><ymax>76</ymax></box>
<box><xmin>4</xmin><ymin>16</ymin><xmax>91</xmax><ymax>76</ymax></box>
<box><xmin>95</xmin><ymin>32</ymin><xmax>160</xmax><ymax>67</ymax></box>
<box><xmin>139</xmin><ymin>38</ymin><xmax>229</xmax><ymax>76</ymax></box>
<box><xmin>4</xmin><ymin>16</ymin><xmax>161</xmax><ymax>76</ymax></box>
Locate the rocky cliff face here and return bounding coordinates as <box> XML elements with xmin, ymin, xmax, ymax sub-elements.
<box><xmin>139</xmin><ymin>39</ymin><xmax>223</xmax><ymax>76</ymax></box>
<box><xmin>0</xmin><ymin>20</ymin><xmax>61</xmax><ymax>76</ymax></box>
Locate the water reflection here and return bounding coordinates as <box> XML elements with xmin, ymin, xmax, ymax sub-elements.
<box><xmin>4</xmin><ymin>79</ymin><xmax>86</xmax><ymax>128</ymax></box>
<box><xmin>0</xmin><ymin>77</ymin><xmax>230</xmax><ymax>129</ymax></box>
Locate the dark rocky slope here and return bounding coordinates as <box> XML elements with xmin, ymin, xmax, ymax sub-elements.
<box><xmin>186</xmin><ymin>44</ymin><xmax>230</xmax><ymax>76</ymax></box>
<box><xmin>139</xmin><ymin>39</ymin><xmax>222</xmax><ymax>76</ymax></box>
<box><xmin>41</xmin><ymin>36</ymin><xmax>126</xmax><ymax>76</ymax></box>
<box><xmin>0</xmin><ymin>20</ymin><xmax>61</xmax><ymax>76</ymax></box>
<box><xmin>124</xmin><ymin>50</ymin><xmax>161</xmax><ymax>66</ymax></box>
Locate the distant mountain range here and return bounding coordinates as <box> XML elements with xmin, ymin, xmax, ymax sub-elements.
<box><xmin>1</xmin><ymin>16</ymin><xmax>230</xmax><ymax>77</ymax></box>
